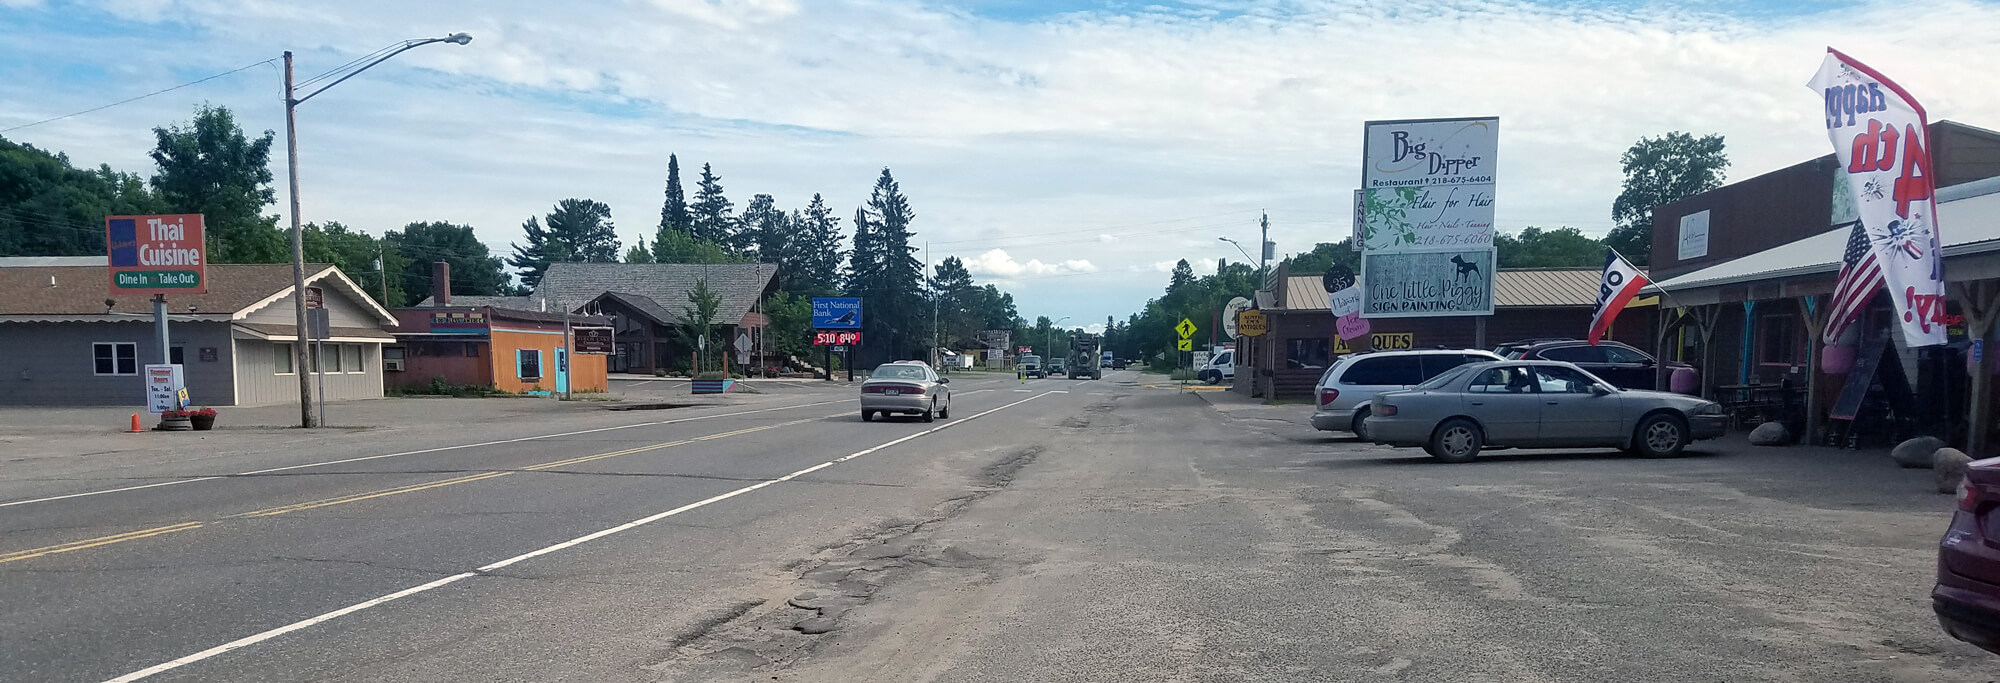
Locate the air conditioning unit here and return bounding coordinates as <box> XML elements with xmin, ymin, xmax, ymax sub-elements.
<box><xmin>384</xmin><ymin>358</ymin><xmax>405</xmax><ymax>372</ymax></box>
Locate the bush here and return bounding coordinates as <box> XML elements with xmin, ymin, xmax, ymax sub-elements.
<box><xmin>653</xmin><ymin>368</ymin><xmax>668</xmax><ymax>378</ymax></box>
<box><xmin>696</xmin><ymin>370</ymin><xmax>729</xmax><ymax>381</ymax></box>
<box><xmin>1169</xmin><ymin>369</ymin><xmax>1197</xmax><ymax>381</ymax></box>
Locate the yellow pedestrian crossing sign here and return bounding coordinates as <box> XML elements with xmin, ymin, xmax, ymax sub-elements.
<box><xmin>1177</xmin><ymin>338</ymin><xmax>1194</xmax><ymax>351</ymax></box>
<box><xmin>1175</xmin><ymin>318</ymin><xmax>1196</xmax><ymax>339</ymax></box>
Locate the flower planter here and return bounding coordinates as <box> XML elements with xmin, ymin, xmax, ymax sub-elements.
<box><xmin>190</xmin><ymin>414</ymin><xmax>216</xmax><ymax>431</ymax></box>
<box><xmin>156</xmin><ymin>416</ymin><xmax>192</xmax><ymax>431</ymax></box>
<box><xmin>691</xmin><ymin>379</ymin><xmax>736</xmax><ymax>395</ymax></box>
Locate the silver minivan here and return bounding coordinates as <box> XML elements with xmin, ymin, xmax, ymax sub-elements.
<box><xmin>1310</xmin><ymin>348</ymin><xmax>1503</xmax><ymax>440</ymax></box>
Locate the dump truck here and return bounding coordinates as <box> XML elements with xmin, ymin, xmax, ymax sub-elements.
<box><xmin>1068</xmin><ymin>333</ymin><xmax>1103</xmax><ymax>380</ymax></box>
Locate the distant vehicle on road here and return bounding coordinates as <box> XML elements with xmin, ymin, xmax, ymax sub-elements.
<box><xmin>1068</xmin><ymin>333</ymin><xmax>1103</xmax><ymax>379</ymax></box>
<box><xmin>1046</xmin><ymin>357</ymin><xmax>1067</xmax><ymax>377</ymax></box>
<box><xmin>1495</xmin><ymin>339</ymin><xmax>1693</xmax><ymax>392</ymax></box>
<box><xmin>860</xmin><ymin>361</ymin><xmax>952</xmax><ymax>422</ymax></box>
<box><xmin>1109</xmin><ymin>358</ymin><xmax>1128</xmax><ymax>370</ymax></box>
<box><xmin>1311</xmin><ymin>349</ymin><xmax>1502</xmax><ymax>441</ymax></box>
<box><xmin>1364</xmin><ymin>360</ymin><xmax>1725</xmax><ymax>463</ymax></box>
<box><xmin>1936</xmin><ymin>457</ymin><xmax>2000</xmax><ymax>656</ymax></box>
<box><xmin>1197</xmin><ymin>349</ymin><xmax>1235</xmax><ymax>384</ymax></box>
<box><xmin>1019</xmin><ymin>354</ymin><xmax>1043</xmax><ymax>379</ymax></box>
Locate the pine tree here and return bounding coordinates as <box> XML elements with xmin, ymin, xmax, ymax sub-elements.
<box><xmin>738</xmin><ymin>193</ymin><xmax>779</xmax><ymax>258</ymax></box>
<box><xmin>860</xmin><ymin>168</ymin><xmax>923</xmax><ymax>360</ymax></box>
<box><xmin>656</xmin><ymin>154</ymin><xmax>689</xmax><ymax>252</ymax></box>
<box><xmin>792</xmin><ymin>193</ymin><xmax>845</xmax><ymax>295</ymax></box>
<box><xmin>689</xmin><ymin>163</ymin><xmax>734</xmax><ymax>246</ymax></box>
<box><xmin>507</xmin><ymin>198</ymin><xmax>619</xmax><ymax>288</ymax></box>
<box><xmin>846</xmin><ymin>206</ymin><xmax>879</xmax><ymax>296</ymax></box>
<box><xmin>625</xmin><ymin>237</ymin><xmax>654</xmax><ymax>263</ymax></box>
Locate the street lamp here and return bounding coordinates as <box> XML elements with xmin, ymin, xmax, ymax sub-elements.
<box><xmin>1218</xmin><ymin>236</ymin><xmax>1255</xmax><ymax>264</ymax></box>
<box><xmin>284</xmin><ymin>33</ymin><xmax>472</xmax><ymax>428</ymax></box>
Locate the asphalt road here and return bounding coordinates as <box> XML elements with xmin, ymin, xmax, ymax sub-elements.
<box><xmin>3</xmin><ymin>370</ymin><xmax>1994</xmax><ymax>682</ymax></box>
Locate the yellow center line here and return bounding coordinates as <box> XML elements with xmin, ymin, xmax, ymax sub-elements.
<box><xmin>0</xmin><ymin>522</ymin><xmax>205</xmax><ymax>565</ymax></box>
<box><xmin>0</xmin><ymin>416</ymin><xmax>826</xmax><ymax>565</ymax></box>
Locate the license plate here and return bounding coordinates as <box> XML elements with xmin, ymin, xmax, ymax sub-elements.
<box><xmin>883</xmin><ymin>389</ymin><xmax>899</xmax><ymax>396</ymax></box>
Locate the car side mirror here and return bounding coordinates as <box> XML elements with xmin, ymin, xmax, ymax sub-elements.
<box><xmin>1591</xmin><ymin>384</ymin><xmax>1611</xmax><ymax>396</ymax></box>
<box><xmin>938</xmin><ymin>377</ymin><xmax>949</xmax><ymax>384</ymax></box>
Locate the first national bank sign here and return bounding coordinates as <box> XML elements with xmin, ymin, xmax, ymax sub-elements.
<box><xmin>106</xmin><ymin>214</ymin><xmax>206</xmax><ymax>294</ymax></box>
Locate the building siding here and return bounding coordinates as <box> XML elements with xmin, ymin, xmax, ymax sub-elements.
<box><xmin>0</xmin><ymin>321</ymin><xmax>237</xmax><ymax>406</ymax></box>
<box><xmin>488</xmin><ymin>327</ymin><xmax>608</xmax><ymax>394</ymax></box>
<box><xmin>232</xmin><ymin>335</ymin><xmax>385</xmax><ymax>406</ymax></box>
<box><xmin>239</xmin><ymin>285</ymin><xmax>382</xmax><ymax>329</ymax></box>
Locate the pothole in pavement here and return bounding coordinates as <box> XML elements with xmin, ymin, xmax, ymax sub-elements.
<box><xmin>647</xmin><ymin>447</ymin><xmax>1043</xmax><ymax>679</ymax></box>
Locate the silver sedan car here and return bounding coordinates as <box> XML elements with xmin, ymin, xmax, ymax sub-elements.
<box><xmin>1363</xmin><ymin>360</ymin><xmax>1726</xmax><ymax>463</ymax></box>
<box><xmin>860</xmin><ymin>361</ymin><xmax>953</xmax><ymax>422</ymax></box>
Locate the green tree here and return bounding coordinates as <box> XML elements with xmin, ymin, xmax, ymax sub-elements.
<box><xmin>384</xmin><ymin>221</ymin><xmax>510</xmax><ymax>306</ymax></box>
<box><xmin>739</xmin><ymin>193</ymin><xmax>785</xmax><ymax>261</ymax></box>
<box><xmin>148</xmin><ymin>104</ymin><xmax>286</xmax><ymax>263</ymax></box>
<box><xmin>655</xmin><ymin>153</ymin><xmax>689</xmax><ymax>257</ymax></box>
<box><xmin>689</xmin><ymin>162</ymin><xmax>734</xmax><ymax>246</ymax></box>
<box><xmin>676</xmin><ymin>278</ymin><xmax>724</xmax><ymax>373</ymax></box>
<box><xmin>303</xmin><ymin>221</ymin><xmax>403</xmax><ymax>307</ymax></box>
<box><xmin>929</xmin><ymin>256</ymin><xmax>980</xmax><ymax>348</ymax></box>
<box><xmin>0</xmin><ymin>135</ymin><xmax>164</xmax><ymax>256</ymax></box>
<box><xmin>1608</xmin><ymin>132</ymin><xmax>1728</xmax><ymax>264</ymax></box>
<box><xmin>1494</xmin><ymin>227</ymin><xmax>1604</xmax><ymax>268</ymax></box>
<box><xmin>762</xmin><ymin>290</ymin><xmax>814</xmax><ymax>361</ymax></box>
<box><xmin>652</xmin><ymin>228</ymin><xmax>741</xmax><ymax>264</ymax></box>
<box><xmin>508</xmin><ymin>198</ymin><xmax>619</xmax><ymax>287</ymax></box>
<box><xmin>789</xmin><ymin>194</ymin><xmax>845</xmax><ymax>295</ymax></box>
<box><xmin>625</xmin><ymin>237</ymin><xmax>654</xmax><ymax>263</ymax></box>
<box><xmin>1282</xmin><ymin>239</ymin><xmax>1359</xmax><ymax>276</ymax></box>
<box><xmin>852</xmin><ymin>168</ymin><xmax>924</xmax><ymax>362</ymax></box>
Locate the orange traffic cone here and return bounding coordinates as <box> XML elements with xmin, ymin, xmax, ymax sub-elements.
<box><xmin>128</xmin><ymin>414</ymin><xmax>144</xmax><ymax>433</ymax></box>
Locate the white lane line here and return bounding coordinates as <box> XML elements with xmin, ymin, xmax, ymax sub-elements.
<box><xmin>1</xmin><ymin>399</ymin><xmax>855</xmax><ymax>510</ymax></box>
<box><xmin>1013</xmin><ymin>389</ymin><xmax>1032</xmax><ymax>392</ymax></box>
<box><xmin>103</xmin><ymin>390</ymin><xmax>1056</xmax><ymax>683</ymax></box>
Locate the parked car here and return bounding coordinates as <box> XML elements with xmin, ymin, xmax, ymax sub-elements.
<box><xmin>1364</xmin><ymin>360</ymin><xmax>1726</xmax><ymax>463</ymax></box>
<box><xmin>1046</xmin><ymin>357</ymin><xmax>1068</xmax><ymax>378</ymax></box>
<box><xmin>1019</xmin><ymin>354</ymin><xmax>1043</xmax><ymax>378</ymax></box>
<box><xmin>1936</xmin><ymin>457</ymin><xmax>2000</xmax><ymax>656</ymax></box>
<box><xmin>1198</xmin><ymin>349</ymin><xmax>1236</xmax><ymax>384</ymax></box>
<box><xmin>1497</xmin><ymin>339</ymin><xmax>1693</xmax><ymax>391</ymax></box>
<box><xmin>1311</xmin><ymin>349</ymin><xmax>1504</xmax><ymax>441</ymax></box>
<box><xmin>860</xmin><ymin>361</ymin><xmax>952</xmax><ymax>422</ymax></box>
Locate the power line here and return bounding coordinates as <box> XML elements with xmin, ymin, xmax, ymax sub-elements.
<box><xmin>1</xmin><ymin>58</ymin><xmax>278</xmax><ymax>134</ymax></box>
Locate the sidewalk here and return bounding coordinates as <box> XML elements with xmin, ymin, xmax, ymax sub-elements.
<box><xmin>1195</xmin><ymin>387</ymin><xmax>1316</xmax><ymax>428</ymax></box>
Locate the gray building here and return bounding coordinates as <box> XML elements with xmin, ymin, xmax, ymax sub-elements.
<box><xmin>0</xmin><ymin>262</ymin><xmax>396</xmax><ymax>406</ymax></box>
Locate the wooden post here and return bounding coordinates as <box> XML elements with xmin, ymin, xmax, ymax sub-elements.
<box><xmin>1797</xmin><ymin>295</ymin><xmax>1825</xmax><ymax>446</ymax></box>
<box><xmin>1696</xmin><ymin>305</ymin><xmax>1721</xmax><ymax>400</ymax></box>
<box><xmin>1654</xmin><ymin>307</ymin><xmax>1673</xmax><ymax>392</ymax></box>
<box><xmin>1952</xmin><ymin>281</ymin><xmax>2000</xmax><ymax>457</ymax></box>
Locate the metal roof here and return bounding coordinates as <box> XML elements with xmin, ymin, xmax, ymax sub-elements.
<box><xmin>1275</xmin><ymin>268</ymin><xmax>1614</xmax><ymax>311</ymax></box>
<box><xmin>1656</xmin><ymin>176</ymin><xmax>2000</xmax><ymax>293</ymax></box>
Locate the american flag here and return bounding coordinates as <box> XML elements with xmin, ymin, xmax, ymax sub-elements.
<box><xmin>1824</xmin><ymin>221</ymin><xmax>1882</xmax><ymax>344</ymax></box>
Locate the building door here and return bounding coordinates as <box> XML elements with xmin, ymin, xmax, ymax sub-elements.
<box><xmin>555</xmin><ymin>347</ymin><xmax>570</xmax><ymax>394</ymax></box>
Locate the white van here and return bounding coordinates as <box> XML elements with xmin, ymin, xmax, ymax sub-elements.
<box><xmin>1310</xmin><ymin>349</ymin><xmax>1502</xmax><ymax>440</ymax></box>
<box><xmin>1198</xmin><ymin>349</ymin><xmax>1235</xmax><ymax>384</ymax></box>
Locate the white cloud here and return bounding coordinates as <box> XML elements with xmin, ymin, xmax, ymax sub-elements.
<box><xmin>1082</xmin><ymin>323</ymin><xmax>1107</xmax><ymax>334</ymax></box>
<box><xmin>965</xmin><ymin>248</ymin><xmax>1097</xmax><ymax>278</ymax></box>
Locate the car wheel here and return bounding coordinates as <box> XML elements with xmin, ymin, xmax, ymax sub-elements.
<box><xmin>1351</xmin><ymin>407</ymin><xmax>1372</xmax><ymax>442</ymax></box>
<box><xmin>1429</xmin><ymin>418</ymin><xmax>1482</xmax><ymax>463</ymax></box>
<box><xmin>939</xmin><ymin>400</ymin><xmax>950</xmax><ymax>419</ymax></box>
<box><xmin>861</xmin><ymin>410</ymin><xmax>874</xmax><ymax>422</ymax></box>
<box><xmin>921</xmin><ymin>400</ymin><xmax>936</xmax><ymax>423</ymax></box>
<box><xmin>1633</xmin><ymin>413</ymin><xmax>1689</xmax><ymax>458</ymax></box>
<box><xmin>1200</xmin><ymin>370</ymin><xmax>1219</xmax><ymax>385</ymax></box>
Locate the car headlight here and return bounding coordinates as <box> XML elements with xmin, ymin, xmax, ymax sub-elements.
<box><xmin>1694</xmin><ymin>402</ymin><xmax>1724</xmax><ymax>416</ymax></box>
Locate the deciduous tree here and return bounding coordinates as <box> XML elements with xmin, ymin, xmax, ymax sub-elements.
<box><xmin>1608</xmin><ymin>132</ymin><xmax>1728</xmax><ymax>264</ymax></box>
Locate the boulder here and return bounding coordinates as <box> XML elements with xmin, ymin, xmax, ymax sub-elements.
<box><xmin>1936</xmin><ymin>448</ymin><xmax>1975</xmax><ymax>494</ymax></box>
<box><xmin>1748</xmin><ymin>422</ymin><xmax>1790</xmax><ymax>446</ymax></box>
<box><xmin>1893</xmin><ymin>436</ymin><xmax>1945</xmax><ymax>469</ymax></box>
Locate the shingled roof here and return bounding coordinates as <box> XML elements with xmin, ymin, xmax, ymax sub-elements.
<box><xmin>0</xmin><ymin>264</ymin><xmax>393</xmax><ymax>322</ymax></box>
<box><xmin>532</xmin><ymin>262</ymin><xmax>778</xmax><ymax>325</ymax></box>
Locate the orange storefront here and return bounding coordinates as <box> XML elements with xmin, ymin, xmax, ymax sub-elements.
<box><xmin>389</xmin><ymin>305</ymin><xmax>608</xmax><ymax>395</ymax></box>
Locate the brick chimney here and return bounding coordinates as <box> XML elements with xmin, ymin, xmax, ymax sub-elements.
<box><xmin>431</xmin><ymin>261</ymin><xmax>451</xmax><ymax>306</ymax></box>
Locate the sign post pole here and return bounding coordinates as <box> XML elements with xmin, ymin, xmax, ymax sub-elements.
<box><xmin>152</xmin><ymin>293</ymin><xmax>171</xmax><ymax>376</ymax></box>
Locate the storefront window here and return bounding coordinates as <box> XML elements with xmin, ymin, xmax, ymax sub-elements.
<box><xmin>1760</xmin><ymin>314</ymin><xmax>1800</xmax><ymax>366</ymax></box>
<box><xmin>1286</xmin><ymin>339</ymin><xmax>1330</xmax><ymax>369</ymax></box>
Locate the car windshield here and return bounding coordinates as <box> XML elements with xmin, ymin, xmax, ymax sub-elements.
<box><xmin>1022</xmin><ymin>355</ymin><xmax>1040</xmax><ymax>364</ymax></box>
<box><xmin>1415</xmin><ymin>365</ymin><xmax>1473</xmax><ymax>390</ymax></box>
<box><xmin>870</xmin><ymin>365</ymin><xmax>928</xmax><ymax>380</ymax></box>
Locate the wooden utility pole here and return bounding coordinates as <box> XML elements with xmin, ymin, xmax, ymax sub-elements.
<box><xmin>1797</xmin><ymin>295</ymin><xmax>1825</xmax><ymax>446</ymax></box>
<box><xmin>1953</xmin><ymin>281</ymin><xmax>2000</xmax><ymax>456</ymax></box>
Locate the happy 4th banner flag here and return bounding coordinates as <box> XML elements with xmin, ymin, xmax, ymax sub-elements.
<box><xmin>1810</xmin><ymin>48</ymin><xmax>1947</xmax><ymax>347</ymax></box>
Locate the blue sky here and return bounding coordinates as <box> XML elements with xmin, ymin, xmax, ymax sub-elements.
<box><xmin>3</xmin><ymin>0</ymin><xmax>1998</xmax><ymax>329</ymax></box>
